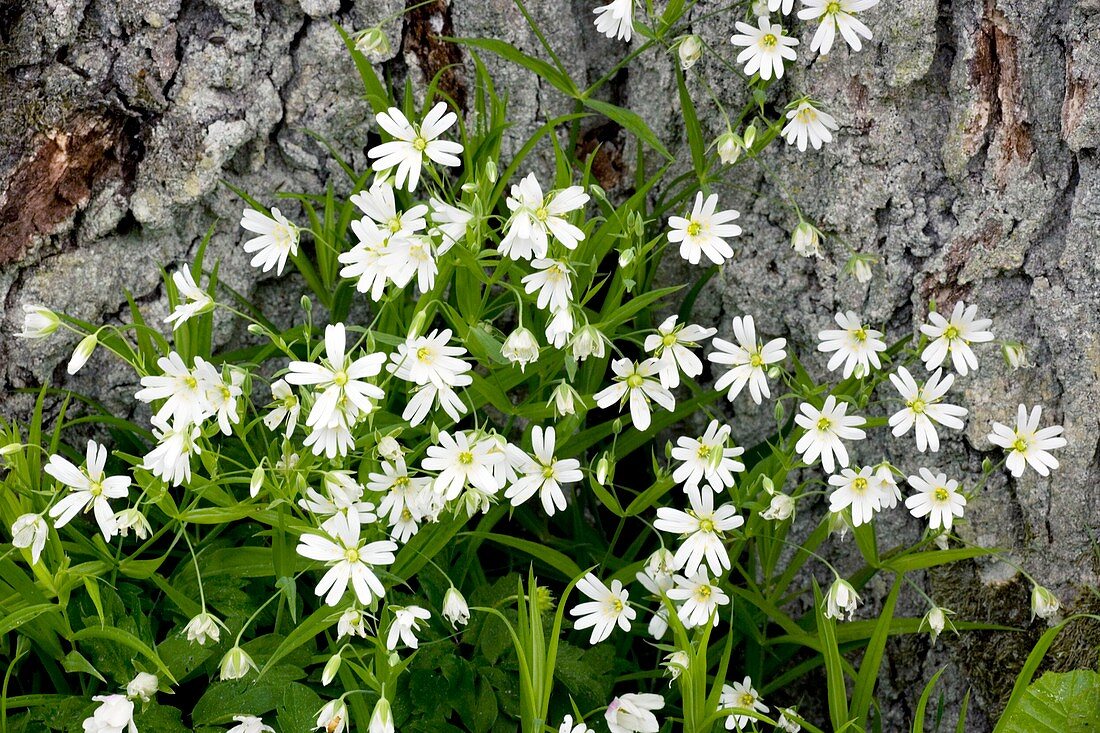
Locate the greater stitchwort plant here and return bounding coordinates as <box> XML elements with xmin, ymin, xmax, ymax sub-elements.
<box><xmin>2</xmin><ymin>2</ymin><xmax>1083</xmax><ymax>732</ymax></box>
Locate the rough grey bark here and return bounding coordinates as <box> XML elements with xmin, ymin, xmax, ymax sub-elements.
<box><xmin>1</xmin><ymin>0</ymin><xmax>1097</xmax><ymax>728</ymax></box>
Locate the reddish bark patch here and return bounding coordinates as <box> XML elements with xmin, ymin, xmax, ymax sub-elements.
<box><xmin>967</xmin><ymin>0</ymin><xmax>1034</xmax><ymax>186</ymax></box>
<box><xmin>576</xmin><ymin>121</ymin><xmax>626</xmax><ymax>192</ymax></box>
<box><xmin>403</xmin><ymin>0</ymin><xmax>468</xmax><ymax>111</ymax></box>
<box><xmin>1062</xmin><ymin>49</ymin><xmax>1090</xmax><ymax>144</ymax></box>
<box><xmin>919</xmin><ymin>219</ymin><xmax>1003</xmax><ymax>308</ymax></box>
<box><xmin>0</xmin><ymin>113</ymin><xmax>137</xmax><ymax>265</ymax></box>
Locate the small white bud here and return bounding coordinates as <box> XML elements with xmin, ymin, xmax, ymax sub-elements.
<box><xmin>126</xmin><ymin>672</ymin><xmax>159</xmax><ymax>701</ymax></box>
<box><xmin>183</xmin><ymin>612</ymin><xmax>223</xmax><ymax>645</ymax></box>
<box><xmin>663</xmin><ymin>650</ymin><xmax>690</xmax><ymax>682</ymax></box>
<box><xmin>250</xmin><ymin>464</ymin><xmax>265</xmax><ymax>498</ymax></box>
<box><xmin>114</xmin><ymin>508</ymin><xmax>151</xmax><ymax>540</ymax></box>
<box><xmin>760</xmin><ymin>493</ymin><xmax>795</xmax><ymax>521</ymax></box>
<box><xmin>67</xmin><ymin>333</ymin><xmax>98</xmax><ymax>375</ymax></box>
<box><xmin>1030</xmin><ymin>584</ymin><xmax>1061</xmax><ymax>625</ymax></box>
<box><xmin>18</xmin><ymin>305</ymin><xmax>59</xmax><ymax>339</ymax></box>
<box><xmin>1002</xmin><ymin>342</ymin><xmax>1029</xmax><ymax>369</ymax></box>
<box><xmin>322</xmin><ymin>653</ymin><xmax>342</xmax><ymax>686</ymax></box>
<box><xmin>219</xmin><ymin>646</ymin><xmax>257</xmax><ymax>681</ymax></box>
<box><xmin>501</xmin><ymin>327</ymin><xmax>540</xmax><ymax>372</ymax></box>
<box><xmin>570</xmin><ymin>325</ymin><xmax>607</xmax><ymax>362</ymax></box>
<box><xmin>355</xmin><ymin>27</ymin><xmax>391</xmax><ymax>58</ymax></box>
<box><xmin>369</xmin><ymin>697</ymin><xmax>394</xmax><ymax>733</ymax></box>
<box><xmin>824</xmin><ymin>578</ymin><xmax>860</xmax><ymax>621</ymax></box>
<box><xmin>442</xmin><ymin>586</ymin><xmax>470</xmax><ymax>628</ymax></box>
<box><xmin>677</xmin><ymin>34</ymin><xmax>703</xmax><ymax>70</ymax></box>
<box><xmin>549</xmin><ymin>383</ymin><xmax>579</xmax><ymax>417</ymax></box>
<box><xmin>791</xmin><ymin>221</ymin><xmax>822</xmax><ymax>258</ymax></box>
<box><xmin>716</xmin><ymin>131</ymin><xmax>743</xmax><ymax>165</ymax></box>
<box><xmin>377</xmin><ymin>435</ymin><xmax>403</xmax><ymax>461</ymax></box>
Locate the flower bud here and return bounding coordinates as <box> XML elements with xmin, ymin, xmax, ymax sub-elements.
<box><xmin>743</xmin><ymin>124</ymin><xmax>757</xmax><ymax>149</ymax></box>
<box><xmin>501</xmin><ymin>326</ymin><xmax>540</xmax><ymax>372</ymax></box>
<box><xmin>461</xmin><ymin>181</ymin><xmax>479</xmax><ymax>194</ymax></box>
<box><xmin>355</xmin><ymin>27</ymin><xmax>391</xmax><ymax>58</ymax></box>
<box><xmin>549</xmin><ymin>382</ymin><xmax>579</xmax><ymax>417</ymax></box>
<box><xmin>322</xmin><ymin>653</ymin><xmax>342</xmax><ymax>686</ymax></box>
<box><xmin>677</xmin><ymin>34</ymin><xmax>703</xmax><ymax>70</ymax></box>
<box><xmin>377</xmin><ymin>435</ymin><xmax>403</xmax><ymax>461</ymax></box>
<box><xmin>663</xmin><ymin>650</ymin><xmax>690</xmax><ymax>681</ymax></box>
<box><xmin>11</xmin><ymin>514</ymin><xmax>48</xmax><ymax>564</ymax></box>
<box><xmin>219</xmin><ymin>646</ymin><xmax>257</xmax><ymax>681</ymax></box>
<box><xmin>18</xmin><ymin>305</ymin><xmax>59</xmax><ymax>339</ymax></box>
<box><xmin>484</xmin><ymin>160</ymin><xmax>498</xmax><ymax>184</ymax></box>
<box><xmin>570</xmin><ymin>325</ymin><xmax>607</xmax><ymax>362</ymax></box>
<box><xmin>791</xmin><ymin>221</ymin><xmax>822</xmax><ymax>258</ymax></box>
<box><xmin>67</xmin><ymin>333</ymin><xmax>98</xmax><ymax>375</ymax></box>
<box><xmin>843</xmin><ymin>252</ymin><xmax>876</xmax><ymax>283</ymax></box>
<box><xmin>777</xmin><ymin>708</ymin><xmax>801</xmax><ymax>733</ymax></box>
<box><xmin>1001</xmin><ymin>341</ymin><xmax>1029</xmax><ymax>369</ymax></box>
<box><xmin>407</xmin><ymin>309</ymin><xmax>428</xmax><ymax>340</ymax></box>
<box><xmin>369</xmin><ymin>697</ymin><xmax>394</xmax><ymax>733</ymax></box>
<box><xmin>316</xmin><ymin>699</ymin><xmax>348</xmax><ymax>733</ymax></box>
<box><xmin>760</xmin><ymin>493</ymin><xmax>795</xmax><ymax>521</ymax></box>
<box><xmin>126</xmin><ymin>671</ymin><xmax>158</xmax><ymax>701</ymax></box>
<box><xmin>0</xmin><ymin>442</ymin><xmax>22</xmax><ymax>456</ymax></box>
<box><xmin>827</xmin><ymin>509</ymin><xmax>850</xmax><ymax>540</ymax></box>
<box><xmin>247</xmin><ymin>323</ymin><xmax>265</xmax><ymax>335</ymax></box>
<box><xmin>595</xmin><ymin>453</ymin><xmax>612</xmax><ymax>485</ymax></box>
<box><xmin>824</xmin><ymin>578</ymin><xmax>860</xmax><ymax>621</ymax></box>
<box><xmin>1030</xmin><ymin>584</ymin><xmax>1061</xmax><ymax>624</ymax></box>
<box><xmin>716</xmin><ymin>131</ymin><xmax>743</xmax><ymax>165</ymax></box>
<box><xmin>442</xmin><ymin>586</ymin><xmax>470</xmax><ymax>628</ymax></box>
<box><xmin>923</xmin><ymin>606</ymin><xmax>950</xmax><ymax>642</ymax></box>
<box><xmin>250</xmin><ymin>464</ymin><xmax>265</xmax><ymax>498</ymax></box>
<box><xmin>618</xmin><ymin>247</ymin><xmax>636</xmax><ymax>268</ymax></box>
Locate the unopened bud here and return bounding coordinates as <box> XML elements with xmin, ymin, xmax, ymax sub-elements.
<box><xmin>67</xmin><ymin>333</ymin><xmax>98</xmax><ymax>375</ymax></box>
<box><xmin>677</xmin><ymin>35</ymin><xmax>703</xmax><ymax>70</ymax></box>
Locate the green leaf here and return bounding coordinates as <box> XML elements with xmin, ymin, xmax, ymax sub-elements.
<box><xmin>851</xmin><ymin>578</ymin><xmax>901</xmax><ymax>724</ymax></box>
<box><xmin>580</xmin><ymin>98</ymin><xmax>673</xmax><ymax>161</ymax></box>
<box><xmin>813</xmin><ymin>579</ymin><xmax>851</xmax><ymax>731</ymax></box>
<box><xmin>463</xmin><ymin>531</ymin><xmax>582</xmax><ymax>579</ymax></box>
<box><xmin>912</xmin><ymin>668</ymin><xmax>945</xmax><ymax>733</ymax></box>
<box><xmin>70</xmin><ymin>626</ymin><xmax>177</xmax><ymax>684</ymax></box>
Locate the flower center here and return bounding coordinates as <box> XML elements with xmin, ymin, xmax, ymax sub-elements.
<box><xmin>662</xmin><ymin>333</ymin><xmax>679</xmax><ymax>347</ymax></box>
<box><xmin>184</xmin><ymin>375</ymin><xmax>198</xmax><ymax>389</ymax></box>
<box><xmin>749</xmin><ymin>351</ymin><xmax>764</xmax><ymax>368</ymax></box>
<box><xmin>458</xmin><ymin>451</ymin><xmax>474</xmax><ymax>465</ymax></box>
<box><xmin>89</xmin><ymin>480</ymin><xmax>104</xmax><ymax>498</ymax></box>
<box><xmin>697</xmin><ymin>444</ymin><xmax>712</xmax><ymax>459</ymax></box>
<box><xmin>401</xmin><ymin>508</ymin><xmax>413</xmax><ymax>521</ymax></box>
<box><xmin>816</xmin><ymin>416</ymin><xmax>832</xmax><ymax>432</ymax></box>
<box><xmin>933</xmin><ymin>487</ymin><xmax>949</xmax><ymax>502</ymax></box>
<box><xmin>944</xmin><ymin>325</ymin><xmax>960</xmax><ymax>340</ymax></box>
<box><xmin>274</xmin><ymin>225</ymin><xmax>295</xmax><ymax>248</ymax></box>
<box><xmin>612</xmin><ymin>598</ymin><xmax>624</xmax><ymax>612</ymax></box>
<box><xmin>388</xmin><ymin>216</ymin><xmax>403</xmax><ymax>234</ymax></box>
<box><xmin>282</xmin><ymin>395</ymin><xmax>298</xmax><ymax>408</ymax></box>
<box><xmin>797</xmin><ymin>107</ymin><xmax>817</xmax><ymax>123</ymax></box>
<box><xmin>394</xmin><ymin>475</ymin><xmax>410</xmax><ymax>488</ymax></box>
<box><xmin>1012</xmin><ymin>437</ymin><xmax>1028</xmax><ymax>453</ymax></box>
<box><xmin>333</xmin><ymin>370</ymin><xmax>348</xmax><ymax>386</ymax></box>
<box><xmin>698</xmin><ymin>517</ymin><xmax>715</xmax><ymax>533</ymax></box>
<box><xmin>853</xmin><ymin>327</ymin><xmax>867</xmax><ymax>342</ymax></box>
<box><xmin>542</xmin><ymin>464</ymin><xmax>556</xmax><ymax>479</ymax></box>
<box><xmin>412</xmin><ymin>136</ymin><xmax>428</xmax><ymax>152</ymax></box>
<box><xmin>762</xmin><ymin>33</ymin><xmax>778</xmax><ymax>47</ymax></box>
<box><xmin>852</xmin><ymin>477</ymin><xmax>868</xmax><ymax>493</ymax></box>
<box><xmin>740</xmin><ymin>693</ymin><xmax>756</xmax><ymax>707</ymax></box>
<box><xmin>626</xmin><ymin>374</ymin><xmax>645</xmax><ymax>388</ymax></box>
<box><xmin>687</xmin><ymin>221</ymin><xmax>702</xmax><ymax>236</ymax></box>
<box><xmin>907</xmin><ymin>398</ymin><xmax>926</xmax><ymax>414</ymax></box>
<box><xmin>416</xmin><ymin>346</ymin><xmax>432</xmax><ymax>362</ymax></box>
<box><xmin>344</xmin><ymin>547</ymin><xmax>360</xmax><ymax>563</ymax></box>
<box><xmin>219</xmin><ymin>385</ymin><xmax>232</xmax><ymax>400</ymax></box>
<box><xmin>696</xmin><ymin>584</ymin><xmax>712</xmax><ymax>600</ymax></box>
<box><xmin>535</xmin><ymin>207</ymin><xmax>549</xmax><ymax>222</ymax></box>
<box><xmin>826</xmin><ymin>1</ymin><xmax>841</xmax><ymax>13</ymax></box>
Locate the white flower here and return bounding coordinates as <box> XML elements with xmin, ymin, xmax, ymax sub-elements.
<box><xmin>386</xmin><ymin>605</ymin><xmax>431</xmax><ymax>650</ymax></box>
<box><xmin>987</xmin><ymin>404</ymin><xmax>1067</xmax><ymax>477</ymax></box>
<box><xmin>668</xmin><ymin>569</ymin><xmax>730</xmax><ymax>628</ymax></box>
<box><xmin>790</xmin><ymin>221</ymin><xmax>823</xmax><ymax>258</ymax></box>
<box><xmin>1001</xmin><ymin>341</ymin><xmax>1029</xmax><ymax>369</ymax></box>
<box><xmin>219</xmin><ymin>646</ymin><xmax>257</xmax><ymax>681</ymax></box>
<box><xmin>316</xmin><ymin>699</ymin><xmax>348</xmax><ymax>733</ymax></box>
<box><xmin>382</xmin><ymin>234</ymin><xmax>438</xmax><ymax>294</ymax></box>
<box><xmin>716</xmin><ymin>131</ymin><xmax>743</xmax><ymax>164</ymax></box>
<box><xmin>769</xmin><ymin>0</ymin><xmax>795</xmax><ymax>13</ymax></box>
<box><xmin>904</xmin><ymin>468</ymin><xmax>966</xmax><ymax>530</ymax></box>
<box><xmin>919</xmin><ymin>301</ymin><xmax>994</xmax><ymax>376</ymax></box>
<box><xmin>17</xmin><ymin>304</ymin><xmax>59</xmax><ymax>338</ymax></box>
<box><xmin>354</xmin><ymin>27</ymin><xmax>390</xmax><ymax>58</ymax></box>
<box><xmin>593</xmin><ymin>358</ymin><xmax>676</xmax><ymax>432</ymax></box>
<box><xmin>606</xmin><ymin>693</ymin><xmax>664</xmax><ymax>733</ymax></box>
<box><xmin>350</xmin><ymin>180</ymin><xmax>427</xmax><ymax>239</ymax></box>
<box><xmin>709</xmin><ymin>315</ymin><xmax>787</xmax><ymax>405</ymax></box>
<box><xmin>825</xmin><ymin>577</ymin><xmax>860</xmax><ymax>620</ymax></box>
<box><xmin>671</xmin><ymin>420</ymin><xmax>745</xmax><ymax>494</ymax></box>
<box><xmin>195</xmin><ymin>359</ymin><xmax>244</xmax><ymax>436</ymax></box>
<box><xmin>1030</xmin><ymin>584</ymin><xmax>1061</xmax><ymax>624</ymax></box>
<box><xmin>228</xmin><ymin>715</ymin><xmax>275</xmax><ymax>733</ymax></box>
<box><xmin>82</xmin><ymin>694</ymin><xmax>136</xmax><ymax>733</ymax></box>
<box><xmin>846</xmin><ymin>253</ymin><xmax>875</xmax><ymax>283</ymax></box>
<box><xmin>871</xmin><ymin>465</ymin><xmax>902</xmax><ymax>509</ymax></box>
<box><xmin>777</xmin><ymin>708</ymin><xmax>802</xmax><ymax>733</ymax></box>
<box><xmin>184</xmin><ymin>611</ymin><xmax>223</xmax><ymax>645</ymax></box>
<box><xmin>388</xmin><ymin>328</ymin><xmax>471</xmax><ymax>388</ymax></box>
<box><xmin>369</xmin><ymin>698</ymin><xmax>395</xmax><ymax>733</ymax></box>
<box><xmin>663</xmin><ymin>650</ymin><xmax>690</xmax><ymax>682</ymax></box>
<box><xmin>295</xmin><ymin>511</ymin><xmax>397</xmax><ymax>606</ymax></box>
<box><xmin>720</xmin><ymin>676</ymin><xmax>769</xmax><ymax>730</ymax></box>
<box><xmin>797</xmin><ymin>0</ymin><xmax>879</xmax><ymax>55</ymax></box>
<box><xmin>730</xmin><ymin>16</ymin><xmax>799</xmax><ymax>80</ymax></box>
<box><xmin>165</xmin><ymin>267</ymin><xmax>214</xmax><ymax>327</ymax></box>
<box><xmin>337</xmin><ymin>607</ymin><xmax>369</xmax><ymax>639</ymax></box>
<box><xmin>678</xmin><ymin>35</ymin><xmax>703</xmax><ymax>69</ymax></box>
<box><xmin>429</xmin><ymin>197</ymin><xmax>473</xmax><ymax>252</ymax></box>
<box><xmin>241</xmin><ymin>207</ymin><xmax>299</xmax><ymax>275</ymax></box>
<box><xmin>644</xmin><ymin>316</ymin><xmax>717</xmax><ymax>389</ymax></box>
<box><xmin>522</xmin><ymin>258</ymin><xmax>574</xmax><ymax>312</ymax></box>
<box><xmin>403</xmin><ymin>381</ymin><xmax>471</xmax><ymax>427</ymax></box>
<box><xmin>126</xmin><ymin>672</ymin><xmax>158</xmax><ymax>702</ymax></box>
<box><xmin>368</xmin><ymin>103</ymin><xmax>463</xmax><ymax>192</ymax></box>
<box><xmin>794</xmin><ymin>396</ymin><xmax>867</xmax><ymax>473</ymax></box>
<box><xmin>500</xmin><ymin>173</ymin><xmax>589</xmax><ymax>260</ymax></box>
<box><xmin>506</xmin><ymin>426</ymin><xmax>583</xmax><ymax>515</ymax></box>
<box><xmin>339</xmin><ymin>218</ymin><xmax>393</xmax><ymax>301</ymax></box>
<box><xmin>422</xmin><ymin>430</ymin><xmax>504</xmax><ymax>500</ymax></box>
<box><xmin>888</xmin><ymin>367</ymin><xmax>967</xmax><ymax>453</ymax></box>
<box><xmin>46</xmin><ymin>440</ymin><xmax>130</xmax><ymax>540</ymax></box>
<box><xmin>817</xmin><ymin>311</ymin><xmax>886</xmax><ymax>378</ymax></box>
<box><xmin>11</xmin><ymin>514</ymin><xmax>48</xmax><ymax>564</ymax></box>
<box><xmin>442</xmin><ymin>586</ymin><xmax>470</xmax><ymax>628</ymax></box>
<box><xmin>559</xmin><ymin>714</ymin><xmax>594</xmax><ymax>733</ymax></box>
<box><xmin>667</xmin><ymin>192</ymin><xmax>741</xmax><ymax>266</ymax></box>
<box><xmin>782</xmin><ymin>100</ymin><xmax>839</xmax><ymax>152</ymax></box>
<box><xmin>67</xmin><ymin>333</ymin><xmax>98</xmax><ymax>375</ymax></box>
<box><xmin>655</xmin><ymin>490</ymin><xmax>744</xmax><ymax>576</ymax></box>
<box><xmin>502</xmin><ymin>327</ymin><xmax>540</xmax><ymax>371</ymax></box>
<box><xmin>827</xmin><ymin>465</ymin><xmax>883</xmax><ymax>527</ymax></box>
<box><xmin>593</xmin><ymin>0</ymin><xmax>634</xmax><ymax>42</ymax></box>
<box><xmin>143</xmin><ymin>416</ymin><xmax>200</xmax><ymax>486</ymax></box>
<box><xmin>263</xmin><ymin>379</ymin><xmax>300</xmax><ymax>437</ymax></box>
<box><xmin>923</xmin><ymin>607</ymin><xmax>952</xmax><ymax>642</ymax></box>
<box><xmin>135</xmin><ymin>351</ymin><xmax>210</xmax><ymax>426</ymax></box>
<box><xmin>546</xmin><ymin>308</ymin><xmax>575</xmax><ymax>349</ymax></box>
<box><xmin>302</xmin><ymin>409</ymin><xmax>358</xmax><ymax>460</ymax></box>
<box><xmin>570</xmin><ymin>572</ymin><xmax>635</xmax><ymax>644</ymax></box>
<box><xmin>761</xmin><ymin>493</ymin><xmax>795</xmax><ymax>521</ymax></box>
<box><xmin>287</xmin><ymin>323</ymin><xmax>386</xmax><ymax>430</ymax></box>
<box><xmin>570</xmin><ymin>324</ymin><xmax>608</xmax><ymax>362</ymax></box>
